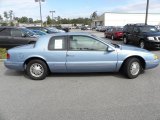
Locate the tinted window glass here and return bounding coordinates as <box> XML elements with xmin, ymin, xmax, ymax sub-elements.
<box><xmin>21</xmin><ymin>28</ymin><xmax>35</xmax><ymax>36</ymax></box>
<box><xmin>140</xmin><ymin>26</ymin><xmax>158</xmax><ymax>32</ymax></box>
<box><xmin>48</xmin><ymin>36</ymin><xmax>66</xmax><ymax>50</ymax></box>
<box><xmin>11</xmin><ymin>29</ymin><xmax>22</xmax><ymax>37</ymax></box>
<box><xmin>69</xmin><ymin>35</ymin><xmax>107</xmax><ymax>51</ymax></box>
<box><xmin>0</xmin><ymin>28</ymin><xmax>11</xmax><ymax>36</ymax></box>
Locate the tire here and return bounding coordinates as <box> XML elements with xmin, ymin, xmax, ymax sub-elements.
<box><xmin>123</xmin><ymin>37</ymin><xmax>128</xmax><ymax>44</ymax></box>
<box><xmin>123</xmin><ymin>58</ymin><xmax>142</xmax><ymax>79</ymax></box>
<box><xmin>26</xmin><ymin>59</ymin><xmax>48</xmax><ymax>80</ymax></box>
<box><xmin>139</xmin><ymin>40</ymin><xmax>145</xmax><ymax>49</ymax></box>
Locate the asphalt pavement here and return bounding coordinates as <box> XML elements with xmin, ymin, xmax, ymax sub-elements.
<box><xmin>0</xmin><ymin>29</ymin><xmax>160</xmax><ymax>120</ymax></box>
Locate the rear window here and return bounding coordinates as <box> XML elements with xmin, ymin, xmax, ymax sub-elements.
<box><xmin>0</xmin><ymin>28</ymin><xmax>11</xmax><ymax>36</ymax></box>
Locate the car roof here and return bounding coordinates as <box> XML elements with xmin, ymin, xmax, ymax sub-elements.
<box><xmin>125</xmin><ymin>24</ymin><xmax>155</xmax><ymax>27</ymax></box>
<box><xmin>0</xmin><ymin>26</ymin><xmax>27</xmax><ymax>29</ymax></box>
<box><xmin>44</xmin><ymin>32</ymin><xmax>93</xmax><ymax>37</ymax></box>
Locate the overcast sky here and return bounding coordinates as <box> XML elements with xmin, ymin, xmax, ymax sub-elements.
<box><xmin>0</xmin><ymin>0</ymin><xmax>160</xmax><ymax>21</ymax></box>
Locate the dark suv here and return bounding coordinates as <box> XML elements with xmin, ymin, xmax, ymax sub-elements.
<box><xmin>0</xmin><ymin>27</ymin><xmax>38</xmax><ymax>48</ymax></box>
<box><xmin>123</xmin><ymin>24</ymin><xmax>160</xmax><ymax>49</ymax></box>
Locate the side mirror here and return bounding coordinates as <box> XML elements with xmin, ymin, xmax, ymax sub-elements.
<box><xmin>22</xmin><ymin>33</ymin><xmax>26</xmax><ymax>37</ymax></box>
<box><xmin>107</xmin><ymin>47</ymin><xmax>115</xmax><ymax>52</ymax></box>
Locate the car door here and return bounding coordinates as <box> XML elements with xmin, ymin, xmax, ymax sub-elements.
<box><xmin>46</xmin><ymin>36</ymin><xmax>67</xmax><ymax>72</ymax></box>
<box><xmin>66</xmin><ymin>35</ymin><xmax>118</xmax><ymax>72</ymax></box>
<box><xmin>0</xmin><ymin>28</ymin><xmax>12</xmax><ymax>48</ymax></box>
<box><xmin>11</xmin><ymin>28</ymin><xmax>30</xmax><ymax>46</ymax></box>
<box><xmin>126</xmin><ymin>26</ymin><xmax>134</xmax><ymax>42</ymax></box>
<box><xmin>132</xmin><ymin>26</ymin><xmax>140</xmax><ymax>44</ymax></box>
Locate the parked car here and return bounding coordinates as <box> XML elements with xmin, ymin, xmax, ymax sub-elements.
<box><xmin>104</xmin><ymin>27</ymin><xmax>123</xmax><ymax>40</ymax></box>
<box><xmin>99</xmin><ymin>26</ymin><xmax>107</xmax><ymax>32</ymax></box>
<box><xmin>4</xmin><ymin>32</ymin><xmax>159</xmax><ymax>80</ymax></box>
<box><xmin>27</xmin><ymin>26</ymin><xmax>59</xmax><ymax>34</ymax></box>
<box><xmin>123</xmin><ymin>24</ymin><xmax>160</xmax><ymax>49</ymax></box>
<box><xmin>0</xmin><ymin>26</ymin><xmax>38</xmax><ymax>48</ymax></box>
<box><xmin>96</xmin><ymin>26</ymin><xmax>102</xmax><ymax>31</ymax></box>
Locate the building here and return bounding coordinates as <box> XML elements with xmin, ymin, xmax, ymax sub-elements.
<box><xmin>92</xmin><ymin>12</ymin><xmax>160</xmax><ymax>27</ymax></box>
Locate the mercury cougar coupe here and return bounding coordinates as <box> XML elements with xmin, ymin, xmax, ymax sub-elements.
<box><xmin>4</xmin><ymin>32</ymin><xmax>159</xmax><ymax>80</ymax></box>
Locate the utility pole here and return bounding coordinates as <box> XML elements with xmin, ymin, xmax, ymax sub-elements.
<box><xmin>145</xmin><ymin>0</ymin><xmax>149</xmax><ymax>25</ymax></box>
<box><xmin>50</xmin><ymin>11</ymin><xmax>55</xmax><ymax>26</ymax></box>
<box><xmin>35</xmin><ymin>0</ymin><xmax>45</xmax><ymax>27</ymax></box>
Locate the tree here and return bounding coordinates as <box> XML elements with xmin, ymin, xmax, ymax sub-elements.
<box><xmin>4</xmin><ymin>11</ymin><xmax>9</xmax><ymax>21</ymax></box>
<box><xmin>28</xmin><ymin>18</ymin><xmax>33</xmax><ymax>23</ymax></box>
<box><xmin>9</xmin><ymin>10</ymin><xmax>13</xmax><ymax>21</ymax></box>
<box><xmin>91</xmin><ymin>11</ymin><xmax>98</xmax><ymax>20</ymax></box>
<box><xmin>57</xmin><ymin>16</ymin><xmax>61</xmax><ymax>24</ymax></box>
<box><xmin>1</xmin><ymin>22</ymin><xmax>8</xmax><ymax>26</ymax></box>
<box><xmin>0</xmin><ymin>15</ymin><xmax>3</xmax><ymax>21</ymax></box>
<box><xmin>19</xmin><ymin>17</ymin><xmax>28</xmax><ymax>23</ymax></box>
<box><xmin>10</xmin><ymin>22</ymin><xmax>15</xmax><ymax>26</ymax></box>
<box><xmin>46</xmin><ymin>16</ymin><xmax>52</xmax><ymax>25</ymax></box>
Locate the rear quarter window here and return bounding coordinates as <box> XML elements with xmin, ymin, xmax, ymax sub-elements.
<box><xmin>0</xmin><ymin>28</ymin><xmax>11</xmax><ymax>36</ymax></box>
<box><xmin>48</xmin><ymin>36</ymin><xmax>67</xmax><ymax>50</ymax></box>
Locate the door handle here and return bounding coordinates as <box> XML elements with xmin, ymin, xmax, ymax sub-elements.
<box><xmin>66</xmin><ymin>53</ymin><xmax>74</xmax><ymax>57</ymax></box>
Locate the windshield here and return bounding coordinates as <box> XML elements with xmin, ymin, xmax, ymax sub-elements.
<box><xmin>91</xmin><ymin>34</ymin><xmax>116</xmax><ymax>48</ymax></box>
<box><xmin>140</xmin><ymin>26</ymin><xmax>159</xmax><ymax>32</ymax></box>
<box><xmin>21</xmin><ymin>28</ymin><xmax>36</xmax><ymax>36</ymax></box>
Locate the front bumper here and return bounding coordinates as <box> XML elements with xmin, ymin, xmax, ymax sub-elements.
<box><xmin>145</xmin><ymin>59</ymin><xmax>160</xmax><ymax>69</ymax></box>
<box><xmin>145</xmin><ymin>41</ymin><xmax>160</xmax><ymax>49</ymax></box>
<box><xmin>4</xmin><ymin>60</ymin><xmax>24</xmax><ymax>71</ymax></box>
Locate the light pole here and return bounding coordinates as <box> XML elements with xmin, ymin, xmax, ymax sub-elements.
<box><xmin>35</xmin><ymin>0</ymin><xmax>45</xmax><ymax>27</ymax></box>
<box><xmin>50</xmin><ymin>11</ymin><xmax>55</xmax><ymax>26</ymax></box>
<box><xmin>145</xmin><ymin>0</ymin><xmax>149</xmax><ymax>25</ymax></box>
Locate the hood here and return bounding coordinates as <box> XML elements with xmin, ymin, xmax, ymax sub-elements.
<box><xmin>143</xmin><ymin>32</ymin><xmax>160</xmax><ymax>37</ymax></box>
<box><xmin>120</xmin><ymin>45</ymin><xmax>150</xmax><ymax>53</ymax></box>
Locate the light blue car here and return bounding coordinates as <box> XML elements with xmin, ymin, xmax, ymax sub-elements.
<box><xmin>4</xmin><ymin>32</ymin><xmax>159</xmax><ymax>80</ymax></box>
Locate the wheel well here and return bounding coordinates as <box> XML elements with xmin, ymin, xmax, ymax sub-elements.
<box><xmin>139</xmin><ymin>39</ymin><xmax>144</xmax><ymax>43</ymax></box>
<box><xmin>28</xmin><ymin>41</ymin><xmax>36</xmax><ymax>44</ymax></box>
<box><xmin>120</xmin><ymin>56</ymin><xmax>146</xmax><ymax>71</ymax></box>
<box><xmin>24</xmin><ymin>57</ymin><xmax>50</xmax><ymax>72</ymax></box>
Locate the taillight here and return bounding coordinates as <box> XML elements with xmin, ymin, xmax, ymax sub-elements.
<box><xmin>7</xmin><ymin>53</ymin><xmax>10</xmax><ymax>59</ymax></box>
<box><xmin>115</xmin><ymin>32</ymin><xmax>123</xmax><ymax>36</ymax></box>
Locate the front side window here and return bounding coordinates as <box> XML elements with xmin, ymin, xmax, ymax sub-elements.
<box><xmin>11</xmin><ymin>29</ymin><xmax>22</xmax><ymax>37</ymax></box>
<box><xmin>140</xmin><ymin>26</ymin><xmax>158</xmax><ymax>33</ymax></box>
<box><xmin>48</xmin><ymin>36</ymin><xmax>66</xmax><ymax>50</ymax></box>
<box><xmin>69</xmin><ymin>35</ymin><xmax>107</xmax><ymax>51</ymax></box>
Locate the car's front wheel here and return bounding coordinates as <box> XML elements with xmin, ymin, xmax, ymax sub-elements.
<box><xmin>26</xmin><ymin>59</ymin><xmax>48</xmax><ymax>80</ymax></box>
<box><xmin>123</xmin><ymin>58</ymin><xmax>142</xmax><ymax>79</ymax></box>
<box><xmin>139</xmin><ymin>40</ymin><xmax>145</xmax><ymax>49</ymax></box>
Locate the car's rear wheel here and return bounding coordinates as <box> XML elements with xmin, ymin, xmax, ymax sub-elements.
<box><xmin>26</xmin><ymin>59</ymin><xmax>48</xmax><ymax>80</ymax></box>
<box><xmin>111</xmin><ymin>35</ymin><xmax>115</xmax><ymax>40</ymax></box>
<box><xmin>123</xmin><ymin>58</ymin><xmax>142</xmax><ymax>79</ymax></box>
<box><xmin>123</xmin><ymin>37</ymin><xmax>128</xmax><ymax>44</ymax></box>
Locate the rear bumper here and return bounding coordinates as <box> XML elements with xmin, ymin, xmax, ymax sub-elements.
<box><xmin>4</xmin><ymin>60</ymin><xmax>24</xmax><ymax>71</ymax></box>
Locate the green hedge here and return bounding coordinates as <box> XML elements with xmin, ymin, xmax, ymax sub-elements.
<box><xmin>0</xmin><ymin>48</ymin><xmax>7</xmax><ymax>59</ymax></box>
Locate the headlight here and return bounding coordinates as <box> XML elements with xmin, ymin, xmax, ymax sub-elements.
<box><xmin>147</xmin><ymin>37</ymin><xmax>155</xmax><ymax>41</ymax></box>
<box><xmin>154</xmin><ymin>55</ymin><xmax>158</xmax><ymax>60</ymax></box>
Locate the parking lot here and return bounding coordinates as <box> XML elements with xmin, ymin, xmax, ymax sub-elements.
<box><xmin>0</xmin><ymin>30</ymin><xmax>160</xmax><ymax>120</ymax></box>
